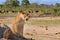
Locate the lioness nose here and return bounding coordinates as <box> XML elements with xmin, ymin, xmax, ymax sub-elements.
<box><xmin>26</xmin><ymin>18</ymin><xmax>28</xmax><ymax>21</ymax></box>
<box><xmin>26</xmin><ymin>17</ymin><xmax>29</xmax><ymax>21</ymax></box>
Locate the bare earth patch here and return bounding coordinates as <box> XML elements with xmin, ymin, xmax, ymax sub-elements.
<box><xmin>24</xmin><ymin>24</ymin><xmax>60</xmax><ymax>40</ymax></box>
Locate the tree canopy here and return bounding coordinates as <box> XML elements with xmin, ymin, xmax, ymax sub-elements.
<box><xmin>5</xmin><ymin>0</ymin><xmax>19</xmax><ymax>6</ymax></box>
<box><xmin>22</xmin><ymin>0</ymin><xmax>30</xmax><ymax>5</ymax></box>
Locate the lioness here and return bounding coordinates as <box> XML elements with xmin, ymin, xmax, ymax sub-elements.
<box><xmin>3</xmin><ymin>11</ymin><xmax>30</xmax><ymax>39</ymax></box>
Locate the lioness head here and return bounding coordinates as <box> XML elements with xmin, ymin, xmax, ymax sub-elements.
<box><xmin>18</xmin><ymin>11</ymin><xmax>30</xmax><ymax>21</ymax></box>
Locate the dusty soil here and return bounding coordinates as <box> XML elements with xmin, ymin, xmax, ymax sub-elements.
<box><xmin>0</xmin><ymin>17</ymin><xmax>60</xmax><ymax>40</ymax></box>
<box><xmin>24</xmin><ymin>24</ymin><xmax>60</xmax><ymax>40</ymax></box>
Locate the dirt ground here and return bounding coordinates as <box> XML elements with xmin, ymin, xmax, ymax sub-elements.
<box><xmin>0</xmin><ymin>17</ymin><xmax>60</xmax><ymax>40</ymax></box>
<box><xmin>24</xmin><ymin>24</ymin><xmax>60</xmax><ymax>40</ymax></box>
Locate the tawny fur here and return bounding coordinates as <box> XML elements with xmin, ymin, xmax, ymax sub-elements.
<box><xmin>3</xmin><ymin>12</ymin><xmax>29</xmax><ymax>39</ymax></box>
<box><xmin>10</xmin><ymin>13</ymin><xmax>25</xmax><ymax>37</ymax></box>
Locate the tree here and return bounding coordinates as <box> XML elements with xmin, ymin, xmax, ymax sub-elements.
<box><xmin>29</xmin><ymin>3</ymin><xmax>38</xmax><ymax>8</ymax></box>
<box><xmin>5</xmin><ymin>0</ymin><xmax>19</xmax><ymax>7</ymax></box>
<box><xmin>55</xmin><ymin>3</ymin><xmax>60</xmax><ymax>7</ymax></box>
<box><xmin>0</xmin><ymin>4</ymin><xmax>3</xmax><ymax>8</ymax></box>
<box><xmin>22</xmin><ymin>0</ymin><xmax>30</xmax><ymax>5</ymax></box>
<box><xmin>3</xmin><ymin>0</ymin><xmax>20</xmax><ymax>11</ymax></box>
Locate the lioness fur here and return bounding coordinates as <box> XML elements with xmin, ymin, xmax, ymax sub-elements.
<box><xmin>3</xmin><ymin>11</ymin><xmax>29</xmax><ymax>39</ymax></box>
